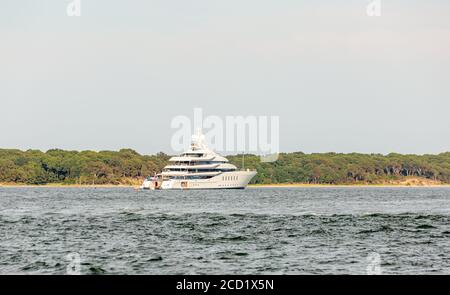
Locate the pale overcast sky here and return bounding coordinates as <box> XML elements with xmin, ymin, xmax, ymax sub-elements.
<box><xmin>1</xmin><ymin>0</ymin><xmax>449</xmax><ymax>155</ymax></box>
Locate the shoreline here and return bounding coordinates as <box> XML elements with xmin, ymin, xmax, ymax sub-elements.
<box><xmin>1</xmin><ymin>183</ymin><xmax>449</xmax><ymax>188</ymax></box>
<box><xmin>0</xmin><ymin>184</ymin><xmax>136</xmax><ymax>188</ymax></box>
<box><xmin>248</xmin><ymin>183</ymin><xmax>450</xmax><ymax>188</ymax></box>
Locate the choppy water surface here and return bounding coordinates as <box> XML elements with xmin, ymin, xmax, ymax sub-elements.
<box><xmin>0</xmin><ymin>187</ymin><xmax>449</xmax><ymax>274</ymax></box>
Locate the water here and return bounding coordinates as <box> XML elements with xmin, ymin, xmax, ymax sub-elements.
<box><xmin>0</xmin><ymin>187</ymin><xmax>449</xmax><ymax>274</ymax></box>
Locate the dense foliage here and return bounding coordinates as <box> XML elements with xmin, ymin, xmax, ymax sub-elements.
<box><xmin>0</xmin><ymin>149</ymin><xmax>449</xmax><ymax>185</ymax></box>
<box><xmin>229</xmin><ymin>152</ymin><xmax>450</xmax><ymax>184</ymax></box>
<box><xmin>0</xmin><ymin>149</ymin><xmax>169</xmax><ymax>185</ymax></box>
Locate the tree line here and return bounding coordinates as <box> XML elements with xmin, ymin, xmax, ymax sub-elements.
<box><xmin>0</xmin><ymin>149</ymin><xmax>449</xmax><ymax>185</ymax></box>
<box><xmin>228</xmin><ymin>152</ymin><xmax>450</xmax><ymax>184</ymax></box>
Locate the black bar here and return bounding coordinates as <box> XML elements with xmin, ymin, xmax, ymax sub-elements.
<box><xmin>0</xmin><ymin>275</ymin><xmax>448</xmax><ymax>294</ymax></box>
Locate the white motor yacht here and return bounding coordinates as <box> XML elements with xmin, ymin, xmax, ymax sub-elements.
<box><xmin>141</xmin><ymin>130</ymin><xmax>257</xmax><ymax>190</ymax></box>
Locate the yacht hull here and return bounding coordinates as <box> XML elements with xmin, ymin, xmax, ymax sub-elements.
<box><xmin>160</xmin><ymin>171</ymin><xmax>257</xmax><ymax>190</ymax></box>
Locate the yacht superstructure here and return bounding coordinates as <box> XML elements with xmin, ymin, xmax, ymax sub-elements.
<box><xmin>141</xmin><ymin>131</ymin><xmax>257</xmax><ymax>190</ymax></box>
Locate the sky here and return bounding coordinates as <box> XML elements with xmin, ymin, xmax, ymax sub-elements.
<box><xmin>1</xmin><ymin>0</ymin><xmax>449</xmax><ymax>155</ymax></box>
